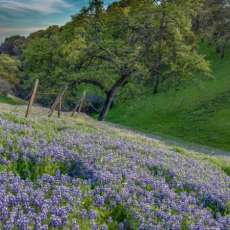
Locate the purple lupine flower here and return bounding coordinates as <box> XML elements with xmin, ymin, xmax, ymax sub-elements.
<box><xmin>100</xmin><ymin>224</ymin><xmax>108</xmax><ymax>230</ymax></box>
<box><xmin>80</xmin><ymin>209</ymin><xmax>87</xmax><ymax>219</ymax></box>
<box><xmin>0</xmin><ymin>116</ymin><xmax>228</xmax><ymax>229</ymax></box>
<box><xmin>89</xmin><ymin>209</ymin><xmax>96</xmax><ymax>220</ymax></box>
<box><xmin>50</xmin><ymin>215</ymin><xmax>63</xmax><ymax>227</ymax></box>
<box><xmin>118</xmin><ymin>222</ymin><xmax>125</xmax><ymax>230</ymax></box>
<box><xmin>71</xmin><ymin>219</ymin><xmax>79</xmax><ymax>230</ymax></box>
<box><xmin>94</xmin><ymin>195</ymin><xmax>105</xmax><ymax>207</ymax></box>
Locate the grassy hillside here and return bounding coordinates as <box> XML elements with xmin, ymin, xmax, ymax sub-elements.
<box><xmin>0</xmin><ymin>95</ymin><xmax>25</xmax><ymax>105</ymax></box>
<box><xmin>0</xmin><ymin>103</ymin><xmax>229</xmax><ymax>229</ymax></box>
<box><xmin>108</xmin><ymin>43</ymin><xmax>230</xmax><ymax>151</ymax></box>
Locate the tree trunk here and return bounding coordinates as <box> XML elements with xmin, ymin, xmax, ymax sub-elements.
<box><xmin>153</xmin><ymin>74</ymin><xmax>160</xmax><ymax>94</ymax></box>
<box><xmin>151</xmin><ymin>11</ymin><xmax>164</xmax><ymax>95</ymax></box>
<box><xmin>98</xmin><ymin>91</ymin><xmax>114</xmax><ymax>121</ymax></box>
<box><xmin>220</xmin><ymin>42</ymin><xmax>226</xmax><ymax>59</ymax></box>
<box><xmin>216</xmin><ymin>45</ymin><xmax>220</xmax><ymax>54</ymax></box>
<box><xmin>192</xmin><ymin>17</ymin><xmax>200</xmax><ymax>33</ymax></box>
<box><xmin>216</xmin><ymin>41</ymin><xmax>227</xmax><ymax>59</ymax></box>
<box><xmin>98</xmin><ymin>72</ymin><xmax>130</xmax><ymax>121</ymax></box>
<box><xmin>150</xmin><ymin>62</ymin><xmax>161</xmax><ymax>94</ymax></box>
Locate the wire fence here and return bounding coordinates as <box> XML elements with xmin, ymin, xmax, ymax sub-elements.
<box><xmin>25</xmin><ymin>79</ymin><xmax>100</xmax><ymax>118</ymax></box>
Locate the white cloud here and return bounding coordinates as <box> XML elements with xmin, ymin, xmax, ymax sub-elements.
<box><xmin>0</xmin><ymin>26</ymin><xmax>48</xmax><ymax>33</ymax></box>
<box><xmin>0</xmin><ymin>0</ymin><xmax>72</xmax><ymax>14</ymax></box>
<box><xmin>0</xmin><ymin>26</ymin><xmax>48</xmax><ymax>43</ymax></box>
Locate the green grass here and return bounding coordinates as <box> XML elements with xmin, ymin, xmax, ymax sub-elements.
<box><xmin>0</xmin><ymin>95</ymin><xmax>25</xmax><ymax>105</ymax></box>
<box><xmin>108</xmin><ymin>43</ymin><xmax>230</xmax><ymax>151</ymax></box>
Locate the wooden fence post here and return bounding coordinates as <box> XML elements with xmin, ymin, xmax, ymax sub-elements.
<box><xmin>58</xmin><ymin>95</ymin><xmax>62</xmax><ymax>118</ymax></box>
<box><xmin>71</xmin><ymin>102</ymin><xmax>79</xmax><ymax>117</ymax></box>
<box><xmin>48</xmin><ymin>95</ymin><xmax>60</xmax><ymax>117</ymax></box>
<box><xmin>77</xmin><ymin>91</ymin><xmax>86</xmax><ymax>113</ymax></box>
<box><xmin>25</xmin><ymin>79</ymin><xmax>39</xmax><ymax>118</ymax></box>
<box><xmin>48</xmin><ymin>85</ymin><xmax>67</xmax><ymax>117</ymax></box>
<box><xmin>71</xmin><ymin>91</ymin><xmax>86</xmax><ymax>117</ymax></box>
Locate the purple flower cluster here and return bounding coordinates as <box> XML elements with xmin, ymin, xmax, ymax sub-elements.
<box><xmin>0</xmin><ymin>117</ymin><xmax>229</xmax><ymax>229</ymax></box>
<box><xmin>0</xmin><ymin>118</ymin><xmax>32</xmax><ymax>133</ymax></box>
<box><xmin>0</xmin><ymin>171</ymin><xmax>95</xmax><ymax>229</ymax></box>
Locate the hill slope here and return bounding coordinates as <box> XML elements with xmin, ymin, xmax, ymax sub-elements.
<box><xmin>108</xmin><ymin>43</ymin><xmax>230</xmax><ymax>151</ymax></box>
<box><xmin>0</xmin><ymin>103</ymin><xmax>229</xmax><ymax>229</ymax></box>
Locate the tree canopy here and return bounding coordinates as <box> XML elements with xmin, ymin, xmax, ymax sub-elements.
<box><xmin>4</xmin><ymin>0</ymin><xmax>221</xmax><ymax>119</ymax></box>
<box><xmin>193</xmin><ymin>0</ymin><xmax>230</xmax><ymax>58</ymax></box>
<box><xmin>0</xmin><ymin>54</ymin><xmax>20</xmax><ymax>95</ymax></box>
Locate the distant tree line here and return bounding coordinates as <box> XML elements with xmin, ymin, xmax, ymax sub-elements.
<box><xmin>0</xmin><ymin>0</ymin><xmax>229</xmax><ymax>120</ymax></box>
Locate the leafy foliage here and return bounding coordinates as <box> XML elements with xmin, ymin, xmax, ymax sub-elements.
<box><xmin>0</xmin><ymin>54</ymin><xmax>20</xmax><ymax>95</ymax></box>
<box><xmin>16</xmin><ymin>0</ymin><xmax>211</xmax><ymax>119</ymax></box>
<box><xmin>0</xmin><ymin>54</ymin><xmax>20</xmax><ymax>83</ymax></box>
<box><xmin>194</xmin><ymin>0</ymin><xmax>230</xmax><ymax>58</ymax></box>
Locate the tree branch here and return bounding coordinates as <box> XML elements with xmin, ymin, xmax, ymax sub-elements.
<box><xmin>70</xmin><ymin>79</ymin><xmax>108</xmax><ymax>94</ymax></box>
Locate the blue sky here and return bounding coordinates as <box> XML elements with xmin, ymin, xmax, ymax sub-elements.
<box><xmin>0</xmin><ymin>0</ymin><xmax>116</xmax><ymax>43</ymax></box>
